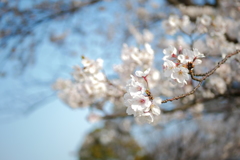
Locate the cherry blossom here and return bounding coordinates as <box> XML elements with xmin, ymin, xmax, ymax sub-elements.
<box><xmin>162</xmin><ymin>15</ymin><xmax>180</xmax><ymax>35</ymax></box>
<box><xmin>135</xmin><ymin>112</ymin><xmax>154</xmax><ymax>124</ymax></box>
<box><xmin>163</xmin><ymin>60</ymin><xmax>176</xmax><ymax>77</ymax></box>
<box><xmin>197</xmin><ymin>14</ymin><xmax>211</xmax><ymax>26</ymax></box>
<box><xmin>162</xmin><ymin>46</ymin><xmax>205</xmax><ymax>86</ymax></box>
<box><xmin>123</xmin><ymin>69</ymin><xmax>163</xmax><ymax>124</ymax></box>
<box><xmin>196</xmin><ymin>14</ymin><xmax>212</xmax><ymax>33</ymax></box>
<box><xmin>135</xmin><ymin>68</ymin><xmax>151</xmax><ymax>78</ymax></box>
<box><xmin>178</xmin><ymin>49</ymin><xmax>194</xmax><ymax>64</ymax></box>
<box><xmin>163</xmin><ymin>46</ymin><xmax>178</xmax><ymax>60</ymax></box>
<box><xmin>129</xmin><ymin>95</ymin><xmax>151</xmax><ymax>112</ymax></box>
<box><xmin>171</xmin><ymin>66</ymin><xmax>190</xmax><ymax>84</ymax></box>
<box><xmin>126</xmin><ymin>75</ymin><xmax>146</xmax><ymax>96</ymax></box>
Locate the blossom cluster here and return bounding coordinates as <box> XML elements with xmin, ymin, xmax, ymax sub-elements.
<box><xmin>53</xmin><ymin>43</ymin><xmax>163</xmax><ymax>124</ymax></box>
<box><xmin>163</xmin><ymin>46</ymin><xmax>205</xmax><ymax>86</ymax></box>
<box><xmin>162</xmin><ymin>15</ymin><xmax>191</xmax><ymax>35</ymax></box>
<box><xmin>53</xmin><ymin>56</ymin><xmax>108</xmax><ymax>108</ymax></box>
<box><xmin>50</xmin><ymin>0</ymin><xmax>240</xmax><ymax>130</ymax></box>
<box><xmin>123</xmin><ymin>69</ymin><xmax>161</xmax><ymax>124</ymax></box>
<box><xmin>161</xmin><ymin>13</ymin><xmax>240</xmax><ymax>59</ymax></box>
<box><xmin>114</xmin><ymin>43</ymin><xmax>163</xmax><ymax>96</ymax></box>
<box><xmin>162</xmin><ymin>14</ymin><xmax>226</xmax><ymax>36</ymax></box>
<box><xmin>114</xmin><ymin>43</ymin><xmax>154</xmax><ymax>82</ymax></box>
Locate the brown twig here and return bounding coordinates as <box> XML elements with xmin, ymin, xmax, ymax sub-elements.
<box><xmin>101</xmin><ymin>90</ymin><xmax>240</xmax><ymax>119</ymax></box>
<box><xmin>162</xmin><ymin>81</ymin><xmax>203</xmax><ymax>103</ymax></box>
<box><xmin>189</xmin><ymin>69</ymin><xmax>202</xmax><ymax>82</ymax></box>
<box><xmin>161</xmin><ymin>90</ymin><xmax>240</xmax><ymax>113</ymax></box>
<box><xmin>193</xmin><ymin>73</ymin><xmax>207</xmax><ymax>76</ymax></box>
<box><xmin>194</xmin><ymin>51</ymin><xmax>240</xmax><ymax>77</ymax></box>
<box><xmin>162</xmin><ymin>49</ymin><xmax>240</xmax><ymax>103</ymax></box>
<box><xmin>102</xmin><ymin>112</ymin><xmax>128</xmax><ymax>120</ymax></box>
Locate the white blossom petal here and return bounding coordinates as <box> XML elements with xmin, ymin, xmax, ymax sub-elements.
<box><xmin>135</xmin><ymin>68</ymin><xmax>151</xmax><ymax>77</ymax></box>
<box><xmin>151</xmin><ymin>105</ymin><xmax>161</xmax><ymax>116</ymax></box>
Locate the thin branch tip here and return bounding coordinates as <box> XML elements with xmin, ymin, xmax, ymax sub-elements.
<box><xmin>162</xmin><ymin>50</ymin><xmax>240</xmax><ymax>104</ymax></box>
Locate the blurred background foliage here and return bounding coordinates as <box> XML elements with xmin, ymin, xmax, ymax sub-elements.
<box><xmin>79</xmin><ymin>121</ymin><xmax>149</xmax><ymax>160</ymax></box>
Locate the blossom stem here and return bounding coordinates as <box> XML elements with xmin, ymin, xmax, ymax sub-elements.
<box><xmin>143</xmin><ymin>77</ymin><xmax>150</xmax><ymax>89</ymax></box>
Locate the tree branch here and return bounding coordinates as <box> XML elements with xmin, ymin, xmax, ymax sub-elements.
<box><xmin>166</xmin><ymin>0</ymin><xmax>220</xmax><ymax>7</ymax></box>
<box><xmin>100</xmin><ymin>50</ymin><xmax>240</xmax><ymax>120</ymax></box>
<box><xmin>161</xmin><ymin>90</ymin><xmax>240</xmax><ymax>114</ymax></box>
<box><xmin>162</xmin><ymin>49</ymin><xmax>240</xmax><ymax>103</ymax></box>
<box><xmin>101</xmin><ymin>90</ymin><xmax>240</xmax><ymax>120</ymax></box>
<box><xmin>102</xmin><ymin>112</ymin><xmax>128</xmax><ymax>120</ymax></box>
<box><xmin>189</xmin><ymin>69</ymin><xmax>202</xmax><ymax>82</ymax></box>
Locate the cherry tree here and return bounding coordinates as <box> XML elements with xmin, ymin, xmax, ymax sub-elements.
<box><xmin>1</xmin><ymin>0</ymin><xmax>240</xmax><ymax>159</ymax></box>
<box><xmin>53</xmin><ymin>0</ymin><xmax>240</xmax><ymax>159</ymax></box>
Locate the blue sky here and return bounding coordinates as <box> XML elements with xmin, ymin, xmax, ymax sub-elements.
<box><xmin>0</xmin><ymin>39</ymin><xmax>100</xmax><ymax>160</ymax></box>
<box><xmin>0</xmin><ymin>0</ymin><xmax>170</xmax><ymax>159</ymax></box>
<box><xmin>0</xmin><ymin>2</ymin><xmax>109</xmax><ymax>160</ymax></box>
<box><xmin>0</xmin><ymin>100</ymin><xmax>93</xmax><ymax>160</ymax></box>
<box><xmin>0</xmin><ymin>32</ymin><xmax>102</xmax><ymax>160</ymax></box>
